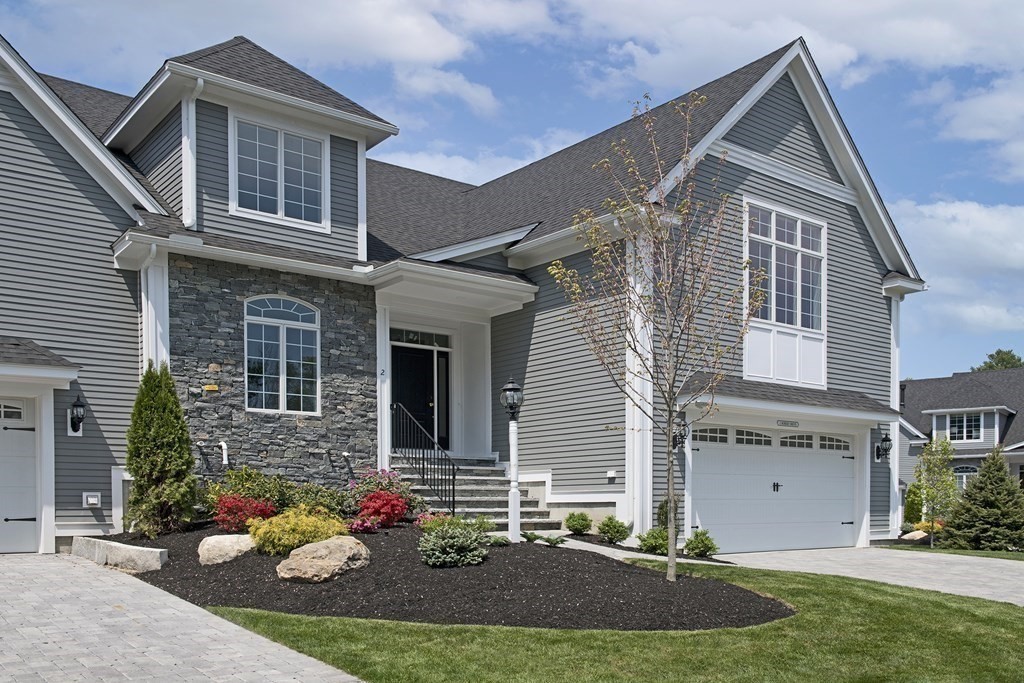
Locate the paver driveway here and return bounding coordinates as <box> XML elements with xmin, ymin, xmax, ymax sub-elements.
<box><xmin>721</xmin><ymin>546</ymin><xmax>1024</xmax><ymax>606</ymax></box>
<box><xmin>0</xmin><ymin>553</ymin><xmax>360</xmax><ymax>682</ymax></box>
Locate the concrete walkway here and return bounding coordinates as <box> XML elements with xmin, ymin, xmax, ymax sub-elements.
<box><xmin>0</xmin><ymin>553</ymin><xmax>360</xmax><ymax>682</ymax></box>
<box><xmin>721</xmin><ymin>546</ymin><xmax>1024</xmax><ymax>606</ymax></box>
<box><xmin>561</xmin><ymin>537</ymin><xmax>723</xmax><ymax>565</ymax></box>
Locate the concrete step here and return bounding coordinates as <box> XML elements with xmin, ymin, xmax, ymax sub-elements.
<box><xmin>411</xmin><ymin>485</ymin><xmax>528</xmax><ymax>498</ymax></box>
<box><xmin>437</xmin><ymin>497</ymin><xmax>540</xmax><ymax>508</ymax></box>
<box><xmin>394</xmin><ymin>465</ymin><xmax>506</xmax><ymax>478</ymax></box>
<box><xmin>445</xmin><ymin>507</ymin><xmax>552</xmax><ymax>520</ymax></box>
<box><xmin>448</xmin><ymin>458</ymin><xmax>501</xmax><ymax>468</ymax></box>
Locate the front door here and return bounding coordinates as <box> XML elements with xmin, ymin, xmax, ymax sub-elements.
<box><xmin>392</xmin><ymin>345</ymin><xmax>451</xmax><ymax>450</ymax></box>
<box><xmin>0</xmin><ymin>398</ymin><xmax>38</xmax><ymax>553</ymax></box>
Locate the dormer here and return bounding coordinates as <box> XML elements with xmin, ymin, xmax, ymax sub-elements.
<box><xmin>105</xmin><ymin>37</ymin><xmax>397</xmax><ymax>262</ymax></box>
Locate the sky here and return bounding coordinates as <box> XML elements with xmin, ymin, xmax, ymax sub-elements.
<box><xmin>2</xmin><ymin>0</ymin><xmax>1023</xmax><ymax>380</ymax></box>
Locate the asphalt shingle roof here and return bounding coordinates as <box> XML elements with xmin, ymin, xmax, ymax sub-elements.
<box><xmin>168</xmin><ymin>37</ymin><xmax>391</xmax><ymax>127</ymax></box>
<box><xmin>0</xmin><ymin>337</ymin><xmax>79</xmax><ymax>368</ymax></box>
<box><xmin>902</xmin><ymin>368</ymin><xmax>1024</xmax><ymax>448</ymax></box>
<box><xmin>39</xmin><ymin>74</ymin><xmax>132</xmax><ymax>138</ymax></box>
<box><xmin>696</xmin><ymin>373</ymin><xmax>896</xmax><ymax>415</ymax></box>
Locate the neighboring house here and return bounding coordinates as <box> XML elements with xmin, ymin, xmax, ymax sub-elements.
<box><xmin>0</xmin><ymin>33</ymin><xmax>923</xmax><ymax>556</ymax></box>
<box><xmin>900</xmin><ymin>368</ymin><xmax>1024</xmax><ymax>493</ymax></box>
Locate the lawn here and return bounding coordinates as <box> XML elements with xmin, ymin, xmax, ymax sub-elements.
<box><xmin>212</xmin><ymin>560</ymin><xmax>1024</xmax><ymax>683</ymax></box>
<box><xmin>883</xmin><ymin>545</ymin><xmax>1024</xmax><ymax>562</ymax></box>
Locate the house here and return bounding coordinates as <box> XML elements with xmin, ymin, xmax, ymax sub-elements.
<box><xmin>0</xmin><ymin>33</ymin><xmax>923</xmax><ymax>556</ymax></box>
<box><xmin>899</xmin><ymin>368</ymin><xmax>1024</xmax><ymax>492</ymax></box>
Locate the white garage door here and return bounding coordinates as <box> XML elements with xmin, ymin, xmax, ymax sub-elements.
<box><xmin>692</xmin><ymin>428</ymin><xmax>856</xmax><ymax>553</ymax></box>
<box><xmin>0</xmin><ymin>399</ymin><xmax>38</xmax><ymax>554</ymax></box>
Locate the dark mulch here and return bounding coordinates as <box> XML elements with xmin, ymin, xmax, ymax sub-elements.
<box><xmin>109</xmin><ymin>524</ymin><xmax>793</xmax><ymax>631</ymax></box>
<box><xmin>570</xmin><ymin>534</ymin><xmax>735</xmax><ymax>565</ymax></box>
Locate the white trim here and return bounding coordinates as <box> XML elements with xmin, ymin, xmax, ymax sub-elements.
<box><xmin>376</xmin><ymin>304</ymin><xmax>391</xmax><ymax>469</ymax></box>
<box><xmin>882</xmin><ymin>274</ymin><xmax>927</xmax><ymax>297</ymax></box>
<box><xmin>412</xmin><ymin>224</ymin><xmax>537</xmax><ymax>262</ymax></box>
<box><xmin>692</xmin><ymin>393</ymin><xmax>896</xmax><ymax>424</ymax></box>
<box><xmin>855</xmin><ymin>426</ymin><xmax>871</xmax><ymax>547</ymax></box>
<box><xmin>946</xmin><ymin>412</ymin><xmax>984</xmax><ymax>444</ymax></box>
<box><xmin>357</xmin><ymin>138</ymin><xmax>367</xmax><ymax>261</ymax></box>
<box><xmin>707</xmin><ymin>140</ymin><xmax>858</xmax><ymax>203</ymax></box>
<box><xmin>110</xmin><ymin>466</ymin><xmax>133</xmax><ymax>534</ymax></box>
<box><xmin>141</xmin><ymin>248</ymin><xmax>170</xmax><ymax>369</ymax></box>
<box><xmin>0</xmin><ymin>364</ymin><xmax>77</xmax><ymax>386</ymax></box>
<box><xmin>900</xmin><ymin>416</ymin><xmax>927</xmax><ymax>439</ymax></box>
<box><xmin>0</xmin><ymin>36</ymin><xmax>164</xmax><ymax>218</ymax></box>
<box><xmin>180</xmin><ymin>78</ymin><xmax>204</xmax><ymax>228</ymax></box>
<box><xmin>243</xmin><ymin>295</ymin><xmax>322</xmax><ymax>416</ymax></box>
<box><xmin>38</xmin><ymin>392</ymin><xmax>55</xmax><ymax>553</ymax></box>
<box><xmin>227</xmin><ymin>107</ymin><xmax>332</xmax><ymax>234</ymax></box>
<box><xmin>921</xmin><ymin>405</ymin><xmax>1015</xmax><ymax>415</ymax></box>
<box><xmin>518</xmin><ymin>471</ymin><xmax>627</xmax><ymax>517</ymax></box>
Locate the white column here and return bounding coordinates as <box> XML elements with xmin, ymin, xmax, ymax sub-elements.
<box><xmin>508</xmin><ymin>417</ymin><xmax>521</xmax><ymax>542</ymax></box>
<box><xmin>37</xmin><ymin>390</ymin><xmax>55</xmax><ymax>554</ymax></box>
<box><xmin>375</xmin><ymin>303</ymin><xmax>391</xmax><ymax>469</ymax></box>
<box><xmin>683</xmin><ymin>422</ymin><xmax>694</xmax><ymax>540</ymax></box>
<box><xmin>141</xmin><ymin>250</ymin><xmax>169</xmax><ymax>369</ymax></box>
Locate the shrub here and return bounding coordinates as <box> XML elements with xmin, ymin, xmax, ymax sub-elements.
<box><xmin>485</xmin><ymin>535</ymin><xmax>511</xmax><ymax>546</ymax></box>
<box><xmin>291</xmin><ymin>482</ymin><xmax>358</xmax><ymax>517</ymax></box>
<box><xmin>414</xmin><ymin>511</ymin><xmax>452</xmax><ymax>532</ymax></box>
<box><xmin>904</xmin><ymin>482</ymin><xmax>923</xmax><ymax>525</ymax></box>
<box><xmin>213</xmin><ymin>494</ymin><xmax>276</xmax><ymax>532</ymax></box>
<box><xmin>247</xmin><ymin>505</ymin><xmax>348</xmax><ymax>555</ymax></box>
<box><xmin>218</xmin><ymin>466</ymin><xmax>297</xmax><ymax>510</ymax></box>
<box><xmin>564</xmin><ymin>511</ymin><xmax>593</xmax><ymax>535</ymax></box>
<box><xmin>349</xmin><ymin>516</ymin><xmax>381</xmax><ymax>534</ymax></box>
<box><xmin>914</xmin><ymin>519</ymin><xmax>944</xmax><ymax>534</ymax></box>
<box><xmin>472</xmin><ymin>515</ymin><xmax>497</xmax><ymax>534</ymax></box>
<box><xmin>358</xmin><ymin>491</ymin><xmax>408</xmax><ymax>527</ymax></box>
<box><xmin>657</xmin><ymin>495</ymin><xmax>681</xmax><ymax>531</ymax></box>
<box><xmin>597</xmin><ymin>515</ymin><xmax>630</xmax><ymax>544</ymax></box>
<box><xmin>900</xmin><ymin>522</ymin><xmax>915</xmax><ymax>535</ymax></box>
<box><xmin>124</xmin><ymin>361</ymin><xmax>198</xmax><ymax>538</ymax></box>
<box><xmin>349</xmin><ymin>469</ymin><xmax>423</xmax><ymax>512</ymax></box>
<box><xmin>539</xmin><ymin>535</ymin><xmax>567</xmax><ymax>547</ymax></box>
<box><xmin>520</xmin><ymin>531</ymin><xmax>543</xmax><ymax>543</ymax></box>
<box><xmin>684</xmin><ymin>529</ymin><xmax>719</xmax><ymax>558</ymax></box>
<box><xmin>637</xmin><ymin>526</ymin><xmax>669</xmax><ymax>555</ymax></box>
<box><xmin>418</xmin><ymin>523</ymin><xmax>487</xmax><ymax>567</ymax></box>
<box><xmin>941</xmin><ymin>448</ymin><xmax>1024</xmax><ymax>550</ymax></box>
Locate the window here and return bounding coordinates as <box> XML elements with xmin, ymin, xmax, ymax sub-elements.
<box><xmin>780</xmin><ymin>434</ymin><xmax>814</xmax><ymax>448</ymax></box>
<box><xmin>747</xmin><ymin>203</ymin><xmax>824</xmax><ymax>331</ymax></box>
<box><xmin>953</xmin><ymin>466</ymin><xmax>978</xmax><ymax>492</ymax></box>
<box><xmin>234</xmin><ymin>118</ymin><xmax>326</xmax><ymax>227</ymax></box>
<box><xmin>245</xmin><ymin>297</ymin><xmax>320</xmax><ymax>414</ymax></box>
<box><xmin>819</xmin><ymin>435</ymin><xmax>851</xmax><ymax>451</ymax></box>
<box><xmin>0</xmin><ymin>401</ymin><xmax>23</xmax><ymax>420</ymax></box>
<box><xmin>949</xmin><ymin>413</ymin><xmax>982</xmax><ymax>442</ymax></box>
<box><xmin>735</xmin><ymin>429</ymin><xmax>772</xmax><ymax>446</ymax></box>
<box><xmin>693</xmin><ymin>427</ymin><xmax>728</xmax><ymax>444</ymax></box>
<box><xmin>389</xmin><ymin>328</ymin><xmax>452</xmax><ymax>348</ymax></box>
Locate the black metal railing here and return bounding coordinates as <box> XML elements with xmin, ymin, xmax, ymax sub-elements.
<box><xmin>390</xmin><ymin>403</ymin><xmax>458</xmax><ymax>514</ymax></box>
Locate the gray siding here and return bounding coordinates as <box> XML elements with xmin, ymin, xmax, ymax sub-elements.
<box><xmin>459</xmin><ymin>252</ymin><xmax>516</xmax><ymax>272</ymax></box>
<box><xmin>129</xmin><ymin>106</ymin><xmax>182</xmax><ymax>215</ymax></box>
<box><xmin>491</xmin><ymin>251</ymin><xmax>625</xmax><ymax>492</ymax></box>
<box><xmin>651</xmin><ymin>406</ymin><xmax>682</xmax><ymax>528</ymax></box>
<box><xmin>870</xmin><ymin>427</ymin><xmax>891</xmax><ymax>532</ymax></box>
<box><xmin>195</xmin><ymin>100</ymin><xmax>360</xmax><ymax>259</ymax></box>
<box><xmin>723</xmin><ymin>72</ymin><xmax>843</xmax><ymax>183</ymax></box>
<box><xmin>934</xmin><ymin>411</ymin><xmax>998</xmax><ymax>451</ymax></box>
<box><xmin>0</xmin><ymin>88</ymin><xmax>139</xmax><ymax>527</ymax></box>
<box><xmin>898</xmin><ymin>425</ymin><xmax>920</xmax><ymax>486</ymax></box>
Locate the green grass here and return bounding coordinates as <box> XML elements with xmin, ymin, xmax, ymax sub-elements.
<box><xmin>883</xmin><ymin>544</ymin><xmax>1024</xmax><ymax>561</ymax></box>
<box><xmin>211</xmin><ymin>561</ymin><xmax>1024</xmax><ymax>682</ymax></box>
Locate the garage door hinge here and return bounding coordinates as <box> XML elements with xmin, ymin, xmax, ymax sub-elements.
<box><xmin>841</xmin><ymin>521</ymin><xmax>854</xmax><ymax>525</ymax></box>
<box><xmin>1</xmin><ymin>426</ymin><xmax>35</xmax><ymax>431</ymax></box>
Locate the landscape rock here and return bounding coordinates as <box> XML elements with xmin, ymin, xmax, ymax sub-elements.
<box><xmin>900</xmin><ymin>530</ymin><xmax>929</xmax><ymax>541</ymax></box>
<box><xmin>71</xmin><ymin>536</ymin><xmax>167</xmax><ymax>572</ymax></box>
<box><xmin>198</xmin><ymin>534</ymin><xmax>255</xmax><ymax>565</ymax></box>
<box><xmin>276</xmin><ymin>535</ymin><xmax>370</xmax><ymax>583</ymax></box>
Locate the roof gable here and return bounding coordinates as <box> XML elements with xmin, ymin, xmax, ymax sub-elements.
<box><xmin>903</xmin><ymin>368</ymin><xmax>1024</xmax><ymax>447</ymax></box>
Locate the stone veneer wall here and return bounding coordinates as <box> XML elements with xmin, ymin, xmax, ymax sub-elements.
<box><xmin>168</xmin><ymin>255</ymin><xmax>377</xmax><ymax>486</ymax></box>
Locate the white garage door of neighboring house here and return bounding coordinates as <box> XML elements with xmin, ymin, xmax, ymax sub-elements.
<box><xmin>0</xmin><ymin>398</ymin><xmax>38</xmax><ymax>553</ymax></box>
<box><xmin>692</xmin><ymin>428</ymin><xmax>856</xmax><ymax>554</ymax></box>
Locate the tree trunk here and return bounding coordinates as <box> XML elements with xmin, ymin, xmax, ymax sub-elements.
<box><xmin>666</xmin><ymin>407</ymin><xmax>678</xmax><ymax>582</ymax></box>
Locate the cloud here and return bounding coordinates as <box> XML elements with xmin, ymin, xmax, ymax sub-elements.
<box><xmin>371</xmin><ymin>127</ymin><xmax>585</xmax><ymax>184</ymax></box>
<box><xmin>394</xmin><ymin>67</ymin><xmax>499</xmax><ymax>117</ymax></box>
<box><xmin>892</xmin><ymin>199</ymin><xmax>1024</xmax><ymax>331</ymax></box>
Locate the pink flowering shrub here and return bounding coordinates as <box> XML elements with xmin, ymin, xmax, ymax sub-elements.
<box><xmin>358</xmin><ymin>491</ymin><xmax>408</xmax><ymax>527</ymax></box>
<box><xmin>347</xmin><ymin>468</ymin><xmax>425</xmax><ymax>515</ymax></box>
<box><xmin>349</xmin><ymin>516</ymin><xmax>382</xmax><ymax>534</ymax></box>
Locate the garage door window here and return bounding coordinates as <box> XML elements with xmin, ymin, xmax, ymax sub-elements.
<box><xmin>694</xmin><ymin>427</ymin><xmax>728</xmax><ymax>443</ymax></box>
<box><xmin>819</xmin><ymin>435</ymin><xmax>851</xmax><ymax>451</ymax></box>
<box><xmin>735</xmin><ymin>429</ymin><xmax>772</xmax><ymax>446</ymax></box>
<box><xmin>0</xmin><ymin>401</ymin><xmax>24</xmax><ymax>421</ymax></box>
<box><xmin>780</xmin><ymin>434</ymin><xmax>814</xmax><ymax>448</ymax></box>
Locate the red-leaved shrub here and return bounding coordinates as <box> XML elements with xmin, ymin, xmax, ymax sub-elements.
<box><xmin>214</xmin><ymin>494</ymin><xmax>277</xmax><ymax>532</ymax></box>
<box><xmin>358</xmin><ymin>490</ymin><xmax>408</xmax><ymax>527</ymax></box>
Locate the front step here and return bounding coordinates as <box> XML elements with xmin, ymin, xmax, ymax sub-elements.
<box><xmin>394</xmin><ymin>456</ymin><xmax>559</xmax><ymax>532</ymax></box>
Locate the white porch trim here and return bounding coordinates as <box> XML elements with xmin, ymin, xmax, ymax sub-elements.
<box><xmin>518</xmin><ymin>471</ymin><xmax>627</xmax><ymax>517</ymax></box>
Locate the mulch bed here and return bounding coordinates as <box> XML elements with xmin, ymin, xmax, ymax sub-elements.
<box><xmin>109</xmin><ymin>524</ymin><xmax>793</xmax><ymax>631</ymax></box>
<box><xmin>569</xmin><ymin>534</ymin><xmax>735</xmax><ymax>564</ymax></box>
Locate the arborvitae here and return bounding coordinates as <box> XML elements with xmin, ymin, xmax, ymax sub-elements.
<box><xmin>941</xmin><ymin>448</ymin><xmax>1024</xmax><ymax>551</ymax></box>
<box><xmin>124</xmin><ymin>361</ymin><xmax>197</xmax><ymax>537</ymax></box>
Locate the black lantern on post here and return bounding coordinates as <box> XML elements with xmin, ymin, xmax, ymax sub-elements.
<box><xmin>70</xmin><ymin>395</ymin><xmax>86</xmax><ymax>433</ymax></box>
<box><xmin>499</xmin><ymin>378</ymin><xmax>524</xmax><ymax>421</ymax></box>
<box><xmin>875</xmin><ymin>432</ymin><xmax>892</xmax><ymax>462</ymax></box>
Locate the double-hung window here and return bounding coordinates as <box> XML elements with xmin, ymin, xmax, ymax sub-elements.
<box><xmin>948</xmin><ymin>413</ymin><xmax>982</xmax><ymax>442</ymax></box>
<box><xmin>245</xmin><ymin>297</ymin><xmax>320</xmax><ymax>414</ymax></box>
<box><xmin>234</xmin><ymin>117</ymin><xmax>328</xmax><ymax>230</ymax></box>
<box><xmin>747</xmin><ymin>204</ymin><xmax>824</xmax><ymax>331</ymax></box>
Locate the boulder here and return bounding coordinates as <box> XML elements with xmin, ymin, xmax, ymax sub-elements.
<box><xmin>199</xmin><ymin>534</ymin><xmax>255</xmax><ymax>565</ymax></box>
<box><xmin>276</xmin><ymin>535</ymin><xmax>370</xmax><ymax>583</ymax></box>
<box><xmin>900</xmin><ymin>530</ymin><xmax>929</xmax><ymax>541</ymax></box>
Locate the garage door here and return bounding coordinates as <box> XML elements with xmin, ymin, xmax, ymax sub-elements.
<box><xmin>0</xmin><ymin>399</ymin><xmax>38</xmax><ymax>553</ymax></box>
<box><xmin>692</xmin><ymin>428</ymin><xmax>856</xmax><ymax>553</ymax></box>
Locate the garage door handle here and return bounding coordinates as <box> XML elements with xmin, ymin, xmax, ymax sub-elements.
<box><xmin>3</xmin><ymin>517</ymin><xmax>36</xmax><ymax>522</ymax></box>
<box><xmin>1</xmin><ymin>426</ymin><xmax>35</xmax><ymax>431</ymax></box>
<box><xmin>841</xmin><ymin>521</ymin><xmax>854</xmax><ymax>525</ymax></box>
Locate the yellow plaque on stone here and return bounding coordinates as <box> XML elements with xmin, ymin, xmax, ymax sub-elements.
<box><xmin>203</xmin><ymin>384</ymin><xmax>220</xmax><ymax>392</ymax></box>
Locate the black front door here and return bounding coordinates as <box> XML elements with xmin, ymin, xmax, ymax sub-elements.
<box><xmin>391</xmin><ymin>346</ymin><xmax>451</xmax><ymax>449</ymax></box>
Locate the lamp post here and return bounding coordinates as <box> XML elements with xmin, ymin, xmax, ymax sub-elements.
<box><xmin>499</xmin><ymin>378</ymin><xmax>524</xmax><ymax>543</ymax></box>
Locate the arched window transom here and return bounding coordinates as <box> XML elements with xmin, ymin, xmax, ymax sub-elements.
<box><xmin>245</xmin><ymin>297</ymin><xmax>320</xmax><ymax>414</ymax></box>
<box><xmin>953</xmin><ymin>465</ymin><xmax>978</xmax><ymax>492</ymax></box>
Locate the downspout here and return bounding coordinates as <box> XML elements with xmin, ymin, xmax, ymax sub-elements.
<box><xmin>182</xmin><ymin>77</ymin><xmax>204</xmax><ymax>229</ymax></box>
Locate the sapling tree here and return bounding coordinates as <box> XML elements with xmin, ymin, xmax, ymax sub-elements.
<box><xmin>125</xmin><ymin>361</ymin><xmax>197</xmax><ymax>537</ymax></box>
<box><xmin>550</xmin><ymin>94</ymin><xmax>765</xmax><ymax>581</ymax></box>
<box><xmin>913</xmin><ymin>439</ymin><xmax>957</xmax><ymax>548</ymax></box>
<box><xmin>941</xmin><ymin>447</ymin><xmax>1024</xmax><ymax>550</ymax></box>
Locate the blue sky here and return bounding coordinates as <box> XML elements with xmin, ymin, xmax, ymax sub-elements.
<box><xmin>3</xmin><ymin>1</ymin><xmax>1022</xmax><ymax>380</ymax></box>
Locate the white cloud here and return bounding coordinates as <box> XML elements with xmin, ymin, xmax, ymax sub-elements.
<box><xmin>371</xmin><ymin>127</ymin><xmax>585</xmax><ymax>184</ymax></box>
<box><xmin>394</xmin><ymin>67</ymin><xmax>499</xmax><ymax>117</ymax></box>
<box><xmin>892</xmin><ymin>199</ymin><xmax>1024</xmax><ymax>331</ymax></box>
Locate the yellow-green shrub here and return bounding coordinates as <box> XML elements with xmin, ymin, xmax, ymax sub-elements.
<box><xmin>914</xmin><ymin>520</ymin><xmax>944</xmax><ymax>533</ymax></box>
<box><xmin>246</xmin><ymin>504</ymin><xmax>348</xmax><ymax>555</ymax></box>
